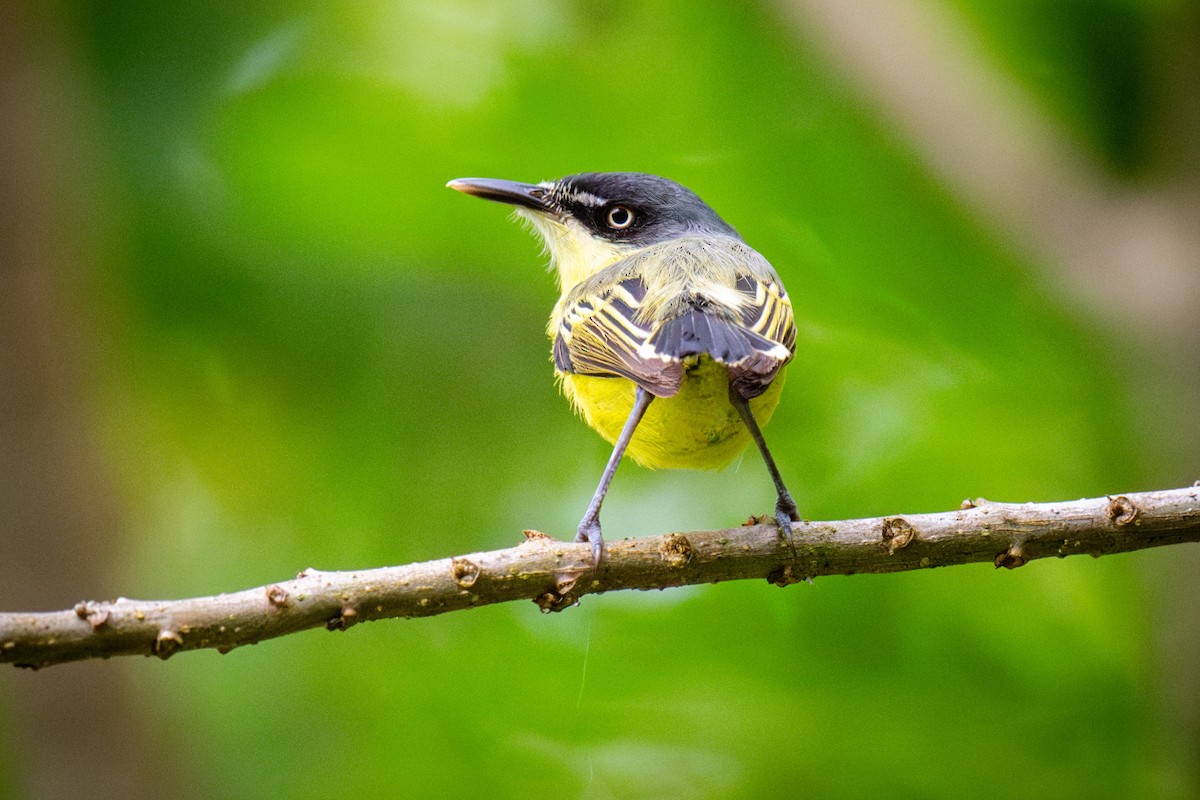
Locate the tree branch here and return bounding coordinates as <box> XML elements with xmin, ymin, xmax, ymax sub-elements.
<box><xmin>4</xmin><ymin>486</ymin><xmax>1198</xmax><ymax>669</ymax></box>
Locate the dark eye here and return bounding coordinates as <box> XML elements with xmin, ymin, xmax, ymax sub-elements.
<box><xmin>606</xmin><ymin>205</ymin><xmax>634</xmax><ymax>229</ymax></box>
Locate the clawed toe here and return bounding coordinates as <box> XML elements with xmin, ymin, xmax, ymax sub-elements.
<box><xmin>575</xmin><ymin>522</ymin><xmax>605</xmax><ymax>567</ymax></box>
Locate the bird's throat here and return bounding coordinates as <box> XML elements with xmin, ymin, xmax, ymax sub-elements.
<box><xmin>516</xmin><ymin>210</ymin><xmax>636</xmax><ymax>292</ymax></box>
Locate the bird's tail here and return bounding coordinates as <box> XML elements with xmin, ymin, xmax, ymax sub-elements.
<box><xmin>645</xmin><ymin>309</ymin><xmax>791</xmax><ymax>399</ymax></box>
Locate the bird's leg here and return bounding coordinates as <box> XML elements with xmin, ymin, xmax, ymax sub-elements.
<box><xmin>728</xmin><ymin>387</ymin><xmax>800</xmax><ymax>550</ymax></box>
<box><xmin>576</xmin><ymin>386</ymin><xmax>655</xmax><ymax>566</ymax></box>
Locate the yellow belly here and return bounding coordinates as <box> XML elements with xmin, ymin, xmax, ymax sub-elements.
<box><xmin>560</xmin><ymin>357</ymin><xmax>787</xmax><ymax>470</ymax></box>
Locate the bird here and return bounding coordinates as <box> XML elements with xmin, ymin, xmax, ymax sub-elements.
<box><xmin>447</xmin><ymin>172</ymin><xmax>799</xmax><ymax>565</ymax></box>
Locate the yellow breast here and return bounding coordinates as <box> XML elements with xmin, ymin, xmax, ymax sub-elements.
<box><xmin>560</xmin><ymin>356</ymin><xmax>787</xmax><ymax>470</ymax></box>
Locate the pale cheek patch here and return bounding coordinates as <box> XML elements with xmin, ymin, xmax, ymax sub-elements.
<box><xmin>514</xmin><ymin>210</ymin><xmax>633</xmax><ymax>290</ymax></box>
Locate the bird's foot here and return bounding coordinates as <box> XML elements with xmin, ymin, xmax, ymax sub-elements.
<box><xmin>775</xmin><ymin>494</ymin><xmax>800</xmax><ymax>556</ymax></box>
<box><xmin>574</xmin><ymin>519</ymin><xmax>605</xmax><ymax>567</ymax></box>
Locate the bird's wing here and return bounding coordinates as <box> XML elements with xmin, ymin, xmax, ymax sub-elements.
<box><xmin>553</xmin><ymin>275</ymin><xmax>685</xmax><ymax>397</ymax></box>
<box><xmin>721</xmin><ymin>271</ymin><xmax>796</xmax><ymax>398</ymax></box>
<box><xmin>553</xmin><ymin>248</ymin><xmax>796</xmax><ymax>400</ymax></box>
<box><xmin>731</xmin><ymin>272</ymin><xmax>797</xmax><ymax>357</ymax></box>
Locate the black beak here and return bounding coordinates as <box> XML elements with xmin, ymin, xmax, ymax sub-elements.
<box><xmin>446</xmin><ymin>178</ymin><xmax>552</xmax><ymax>212</ymax></box>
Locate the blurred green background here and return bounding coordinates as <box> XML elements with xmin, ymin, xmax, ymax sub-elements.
<box><xmin>2</xmin><ymin>1</ymin><xmax>1198</xmax><ymax>798</ymax></box>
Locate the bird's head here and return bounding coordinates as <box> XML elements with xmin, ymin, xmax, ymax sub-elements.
<box><xmin>448</xmin><ymin>172</ymin><xmax>740</xmax><ymax>289</ymax></box>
